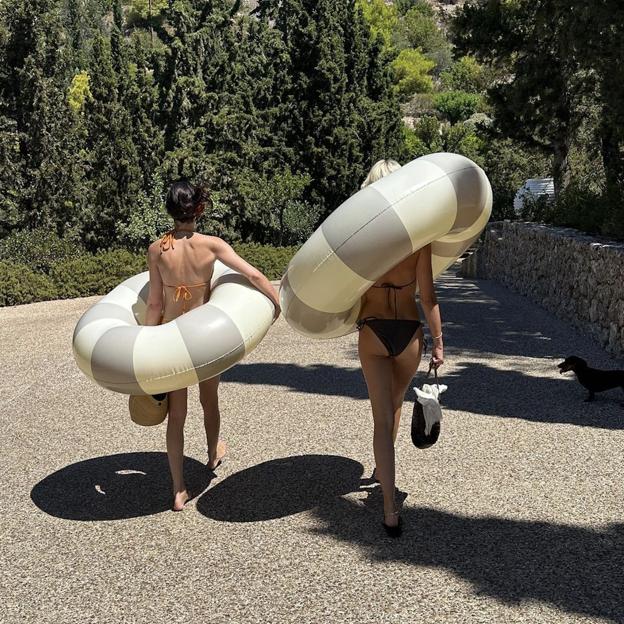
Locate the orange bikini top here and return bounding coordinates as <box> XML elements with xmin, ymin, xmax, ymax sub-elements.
<box><xmin>160</xmin><ymin>229</ymin><xmax>210</xmax><ymax>313</ymax></box>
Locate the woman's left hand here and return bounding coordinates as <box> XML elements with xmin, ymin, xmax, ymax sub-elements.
<box><xmin>431</xmin><ymin>345</ymin><xmax>444</xmax><ymax>369</ymax></box>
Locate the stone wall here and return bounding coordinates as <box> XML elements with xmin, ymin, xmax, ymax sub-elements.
<box><xmin>463</xmin><ymin>221</ymin><xmax>624</xmax><ymax>357</ymax></box>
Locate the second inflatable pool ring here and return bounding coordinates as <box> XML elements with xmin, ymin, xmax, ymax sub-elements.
<box><xmin>73</xmin><ymin>261</ymin><xmax>275</xmax><ymax>395</ymax></box>
<box><xmin>280</xmin><ymin>152</ymin><xmax>493</xmax><ymax>338</ymax></box>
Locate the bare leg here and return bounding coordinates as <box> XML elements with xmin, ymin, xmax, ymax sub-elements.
<box><xmin>391</xmin><ymin>329</ymin><xmax>424</xmax><ymax>442</ymax></box>
<box><xmin>359</xmin><ymin>327</ymin><xmax>398</xmax><ymax>526</ymax></box>
<box><xmin>167</xmin><ymin>387</ymin><xmax>189</xmax><ymax>511</ymax></box>
<box><xmin>200</xmin><ymin>376</ymin><xmax>227</xmax><ymax>470</ymax></box>
<box><xmin>361</xmin><ymin>326</ymin><xmax>424</xmax><ymax>524</ymax></box>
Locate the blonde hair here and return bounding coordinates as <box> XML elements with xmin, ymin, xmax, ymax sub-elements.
<box><xmin>361</xmin><ymin>159</ymin><xmax>401</xmax><ymax>188</ymax></box>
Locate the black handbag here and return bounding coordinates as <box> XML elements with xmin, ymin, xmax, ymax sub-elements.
<box><xmin>411</xmin><ymin>362</ymin><xmax>442</xmax><ymax>449</ymax></box>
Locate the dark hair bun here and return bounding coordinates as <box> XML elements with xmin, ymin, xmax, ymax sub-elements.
<box><xmin>165</xmin><ymin>180</ymin><xmax>211</xmax><ymax>223</ymax></box>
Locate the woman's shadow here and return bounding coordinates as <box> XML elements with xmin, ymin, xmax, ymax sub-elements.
<box><xmin>31</xmin><ymin>452</ymin><xmax>365</xmax><ymax>522</ymax></box>
<box><xmin>30</xmin><ymin>452</ymin><xmax>212</xmax><ymax>521</ymax></box>
<box><xmin>196</xmin><ymin>455</ymin><xmax>364</xmax><ymax>522</ymax></box>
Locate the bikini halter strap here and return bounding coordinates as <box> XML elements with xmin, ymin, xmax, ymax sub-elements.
<box><xmin>160</xmin><ymin>230</ymin><xmax>175</xmax><ymax>253</ymax></box>
<box><xmin>372</xmin><ymin>278</ymin><xmax>417</xmax><ymax>320</ymax></box>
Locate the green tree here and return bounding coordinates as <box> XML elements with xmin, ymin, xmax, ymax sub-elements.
<box><xmin>440</xmin><ymin>56</ymin><xmax>487</xmax><ymax>93</ymax></box>
<box><xmin>453</xmin><ymin>0</ymin><xmax>586</xmax><ymax>196</ymax></box>
<box><xmin>355</xmin><ymin>0</ymin><xmax>398</xmax><ymax>50</ymax></box>
<box><xmin>391</xmin><ymin>47</ymin><xmax>435</xmax><ymax>100</ymax></box>
<box><xmin>67</xmin><ymin>70</ymin><xmax>91</xmax><ymax>112</ymax></box>
<box><xmin>565</xmin><ymin>0</ymin><xmax>624</xmax><ymax>235</ymax></box>
<box><xmin>396</xmin><ymin>4</ymin><xmax>450</xmax><ymax>61</ymax></box>
<box><xmin>130</xmin><ymin>0</ymin><xmax>168</xmax><ymax>21</ymax></box>
<box><xmin>404</xmin><ymin>115</ymin><xmax>484</xmax><ymax>166</ymax></box>
<box><xmin>0</xmin><ymin>0</ymin><xmax>88</xmax><ymax>234</ymax></box>
<box><xmin>482</xmin><ymin>138</ymin><xmax>551</xmax><ymax>220</ymax></box>
<box><xmin>82</xmin><ymin>34</ymin><xmax>143</xmax><ymax>249</ymax></box>
<box><xmin>258</xmin><ymin>0</ymin><xmax>404</xmax><ymax>217</ymax></box>
<box><xmin>0</xmin><ymin>114</ymin><xmax>24</xmax><ymax>235</ymax></box>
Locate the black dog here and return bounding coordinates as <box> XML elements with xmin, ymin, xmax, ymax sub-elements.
<box><xmin>558</xmin><ymin>356</ymin><xmax>624</xmax><ymax>402</ymax></box>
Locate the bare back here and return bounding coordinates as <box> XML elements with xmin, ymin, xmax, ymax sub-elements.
<box><xmin>150</xmin><ymin>231</ymin><xmax>217</xmax><ymax>322</ymax></box>
<box><xmin>360</xmin><ymin>251</ymin><xmax>421</xmax><ymax>320</ymax></box>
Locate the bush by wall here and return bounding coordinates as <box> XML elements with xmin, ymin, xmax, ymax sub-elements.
<box><xmin>0</xmin><ymin>244</ymin><xmax>297</xmax><ymax>306</ymax></box>
<box><xmin>50</xmin><ymin>250</ymin><xmax>148</xmax><ymax>299</ymax></box>
<box><xmin>233</xmin><ymin>244</ymin><xmax>298</xmax><ymax>281</ymax></box>
<box><xmin>0</xmin><ymin>261</ymin><xmax>59</xmax><ymax>306</ymax></box>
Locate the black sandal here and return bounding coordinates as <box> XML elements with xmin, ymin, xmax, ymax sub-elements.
<box><xmin>382</xmin><ymin>511</ymin><xmax>403</xmax><ymax>538</ymax></box>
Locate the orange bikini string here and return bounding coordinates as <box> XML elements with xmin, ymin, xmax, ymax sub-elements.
<box><xmin>163</xmin><ymin>283</ymin><xmax>210</xmax><ymax>313</ymax></box>
<box><xmin>159</xmin><ymin>229</ymin><xmax>209</xmax><ymax>313</ymax></box>
<box><xmin>160</xmin><ymin>230</ymin><xmax>175</xmax><ymax>253</ymax></box>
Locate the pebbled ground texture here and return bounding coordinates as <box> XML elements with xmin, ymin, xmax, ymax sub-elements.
<box><xmin>1</xmin><ymin>273</ymin><xmax>622</xmax><ymax>624</ymax></box>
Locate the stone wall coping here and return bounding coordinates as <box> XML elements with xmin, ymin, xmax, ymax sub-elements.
<box><xmin>487</xmin><ymin>221</ymin><xmax>624</xmax><ymax>253</ymax></box>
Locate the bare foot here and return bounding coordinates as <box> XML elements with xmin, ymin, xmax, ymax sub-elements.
<box><xmin>208</xmin><ymin>440</ymin><xmax>227</xmax><ymax>471</ymax></box>
<box><xmin>172</xmin><ymin>490</ymin><xmax>190</xmax><ymax>512</ymax></box>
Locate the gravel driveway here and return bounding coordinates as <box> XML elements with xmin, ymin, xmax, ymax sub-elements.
<box><xmin>1</xmin><ymin>273</ymin><xmax>622</xmax><ymax>624</ymax></box>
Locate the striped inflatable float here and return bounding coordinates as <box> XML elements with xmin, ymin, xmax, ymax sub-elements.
<box><xmin>73</xmin><ymin>262</ymin><xmax>275</xmax><ymax>395</ymax></box>
<box><xmin>280</xmin><ymin>153</ymin><xmax>492</xmax><ymax>338</ymax></box>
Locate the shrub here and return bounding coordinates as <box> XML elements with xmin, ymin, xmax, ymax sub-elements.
<box><xmin>233</xmin><ymin>244</ymin><xmax>298</xmax><ymax>281</ymax></box>
<box><xmin>391</xmin><ymin>48</ymin><xmax>435</xmax><ymax>100</ymax></box>
<box><xmin>0</xmin><ymin>228</ymin><xmax>84</xmax><ymax>273</ymax></box>
<box><xmin>433</xmin><ymin>91</ymin><xmax>483</xmax><ymax>124</ymax></box>
<box><xmin>0</xmin><ymin>261</ymin><xmax>58</xmax><ymax>307</ymax></box>
<box><xmin>482</xmin><ymin>138</ymin><xmax>551</xmax><ymax>221</ymax></box>
<box><xmin>0</xmin><ymin>243</ymin><xmax>296</xmax><ymax>307</ymax></box>
<box><xmin>548</xmin><ymin>184</ymin><xmax>606</xmax><ymax>235</ymax></box>
<box><xmin>51</xmin><ymin>250</ymin><xmax>147</xmax><ymax>299</ymax></box>
<box><xmin>440</xmin><ymin>56</ymin><xmax>487</xmax><ymax>93</ymax></box>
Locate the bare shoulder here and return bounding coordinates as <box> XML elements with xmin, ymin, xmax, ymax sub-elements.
<box><xmin>202</xmin><ymin>234</ymin><xmax>225</xmax><ymax>249</ymax></box>
<box><xmin>147</xmin><ymin>239</ymin><xmax>161</xmax><ymax>258</ymax></box>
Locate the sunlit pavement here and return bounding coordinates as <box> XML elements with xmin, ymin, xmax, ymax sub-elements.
<box><xmin>1</xmin><ymin>272</ymin><xmax>622</xmax><ymax>624</ymax></box>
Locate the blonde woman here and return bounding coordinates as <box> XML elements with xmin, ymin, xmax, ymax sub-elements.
<box><xmin>357</xmin><ymin>159</ymin><xmax>444</xmax><ymax>537</ymax></box>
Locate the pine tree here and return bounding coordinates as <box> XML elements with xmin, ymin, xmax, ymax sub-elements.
<box><xmin>452</xmin><ymin>0</ymin><xmax>585</xmax><ymax>196</ymax></box>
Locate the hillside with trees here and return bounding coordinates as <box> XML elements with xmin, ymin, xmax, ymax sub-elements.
<box><xmin>0</xmin><ymin>0</ymin><xmax>622</xmax><ymax>306</ymax></box>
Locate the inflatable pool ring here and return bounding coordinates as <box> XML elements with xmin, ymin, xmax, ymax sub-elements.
<box><xmin>280</xmin><ymin>153</ymin><xmax>492</xmax><ymax>338</ymax></box>
<box><xmin>73</xmin><ymin>261</ymin><xmax>275</xmax><ymax>395</ymax></box>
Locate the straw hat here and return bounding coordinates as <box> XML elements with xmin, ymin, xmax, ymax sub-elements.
<box><xmin>129</xmin><ymin>393</ymin><xmax>168</xmax><ymax>426</ymax></box>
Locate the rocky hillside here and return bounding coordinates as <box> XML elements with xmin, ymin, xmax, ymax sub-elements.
<box><xmin>242</xmin><ymin>1</ymin><xmax>467</xmax><ymax>16</ymax></box>
<box><xmin>422</xmin><ymin>0</ymin><xmax>467</xmax><ymax>17</ymax></box>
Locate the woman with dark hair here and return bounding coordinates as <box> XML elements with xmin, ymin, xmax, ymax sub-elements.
<box><xmin>144</xmin><ymin>180</ymin><xmax>281</xmax><ymax>511</ymax></box>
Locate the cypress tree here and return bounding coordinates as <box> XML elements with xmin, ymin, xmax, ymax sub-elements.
<box><xmin>0</xmin><ymin>0</ymin><xmax>87</xmax><ymax>233</ymax></box>
<box><xmin>82</xmin><ymin>34</ymin><xmax>142</xmax><ymax>249</ymax></box>
<box><xmin>257</xmin><ymin>0</ymin><xmax>403</xmax><ymax>216</ymax></box>
<box><xmin>157</xmin><ymin>0</ymin><xmax>292</xmax><ymax>240</ymax></box>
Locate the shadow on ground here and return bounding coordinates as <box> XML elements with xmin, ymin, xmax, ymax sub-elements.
<box><xmin>223</xmin><ymin>363</ymin><xmax>368</xmax><ymax>399</ymax></box>
<box><xmin>312</xmin><ymin>497</ymin><xmax>624</xmax><ymax>623</ymax></box>
<box><xmin>196</xmin><ymin>454</ymin><xmax>363</xmax><ymax>522</ymax></box>
<box><xmin>31</xmin><ymin>452</ymin><xmax>212</xmax><ymax>521</ymax></box>
<box><xmin>443</xmin><ymin>361</ymin><xmax>624</xmax><ymax>430</ymax></box>
<box><xmin>437</xmin><ymin>277</ymin><xmax>623</xmax><ymax>363</ymax></box>
<box><xmin>223</xmin><ymin>360</ymin><xmax>623</xmax><ymax>429</ymax></box>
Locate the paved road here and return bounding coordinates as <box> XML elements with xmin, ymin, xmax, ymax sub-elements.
<box><xmin>1</xmin><ymin>274</ymin><xmax>622</xmax><ymax>624</ymax></box>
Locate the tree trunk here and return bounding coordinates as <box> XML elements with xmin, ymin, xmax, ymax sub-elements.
<box><xmin>552</xmin><ymin>133</ymin><xmax>572</xmax><ymax>199</ymax></box>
